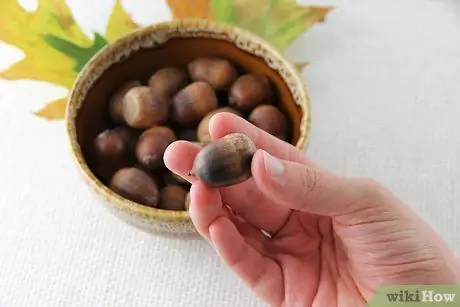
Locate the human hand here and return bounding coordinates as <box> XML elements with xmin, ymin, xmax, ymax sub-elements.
<box><xmin>164</xmin><ymin>113</ymin><xmax>460</xmax><ymax>307</ymax></box>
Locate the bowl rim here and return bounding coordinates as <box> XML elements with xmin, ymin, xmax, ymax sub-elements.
<box><xmin>65</xmin><ymin>18</ymin><xmax>311</xmax><ymax>224</ymax></box>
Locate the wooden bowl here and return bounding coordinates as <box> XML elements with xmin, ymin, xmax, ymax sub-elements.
<box><xmin>66</xmin><ymin>19</ymin><xmax>311</xmax><ymax>238</ymax></box>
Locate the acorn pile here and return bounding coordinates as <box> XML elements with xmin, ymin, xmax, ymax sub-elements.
<box><xmin>89</xmin><ymin>56</ymin><xmax>291</xmax><ymax>211</ymax></box>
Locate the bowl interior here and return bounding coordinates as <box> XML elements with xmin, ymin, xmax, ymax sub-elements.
<box><xmin>75</xmin><ymin>37</ymin><xmax>304</xmax><ymax>166</ymax></box>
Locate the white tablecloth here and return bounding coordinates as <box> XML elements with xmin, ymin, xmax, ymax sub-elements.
<box><xmin>0</xmin><ymin>0</ymin><xmax>459</xmax><ymax>306</ymax></box>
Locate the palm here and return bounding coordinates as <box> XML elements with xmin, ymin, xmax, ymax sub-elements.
<box><xmin>213</xmin><ymin>190</ymin><xmax>370</xmax><ymax>307</ymax></box>
<box><xmin>188</xmin><ymin>183</ymin><xmax>441</xmax><ymax>307</ymax></box>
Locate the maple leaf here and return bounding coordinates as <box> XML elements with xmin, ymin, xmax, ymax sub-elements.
<box><xmin>105</xmin><ymin>0</ymin><xmax>140</xmax><ymax>42</ymax></box>
<box><xmin>33</xmin><ymin>97</ymin><xmax>67</xmax><ymax>120</ymax></box>
<box><xmin>0</xmin><ymin>0</ymin><xmax>91</xmax><ymax>89</ymax></box>
<box><xmin>0</xmin><ymin>0</ymin><xmax>139</xmax><ymax>121</ymax></box>
<box><xmin>168</xmin><ymin>0</ymin><xmax>332</xmax><ymax>72</ymax></box>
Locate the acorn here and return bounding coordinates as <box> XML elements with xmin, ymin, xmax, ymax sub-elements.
<box><xmin>197</xmin><ymin>107</ymin><xmax>242</xmax><ymax>142</ymax></box>
<box><xmin>229</xmin><ymin>74</ymin><xmax>273</xmax><ymax>112</ymax></box>
<box><xmin>185</xmin><ymin>192</ymin><xmax>191</xmax><ymax>211</ymax></box>
<box><xmin>188</xmin><ymin>57</ymin><xmax>238</xmax><ymax>91</ymax></box>
<box><xmin>159</xmin><ymin>185</ymin><xmax>188</xmax><ymax>210</ymax></box>
<box><xmin>136</xmin><ymin>126</ymin><xmax>177</xmax><ymax>170</ymax></box>
<box><xmin>177</xmin><ymin>128</ymin><xmax>198</xmax><ymax>142</ymax></box>
<box><xmin>248</xmin><ymin>105</ymin><xmax>289</xmax><ymax>141</ymax></box>
<box><xmin>122</xmin><ymin>86</ymin><xmax>169</xmax><ymax>129</ymax></box>
<box><xmin>112</xmin><ymin>126</ymin><xmax>140</xmax><ymax>157</ymax></box>
<box><xmin>190</xmin><ymin>133</ymin><xmax>257</xmax><ymax>187</ymax></box>
<box><xmin>109</xmin><ymin>167</ymin><xmax>159</xmax><ymax>207</ymax></box>
<box><xmin>172</xmin><ymin>81</ymin><xmax>218</xmax><ymax>126</ymax></box>
<box><xmin>148</xmin><ymin>67</ymin><xmax>188</xmax><ymax>98</ymax></box>
<box><xmin>91</xmin><ymin>128</ymin><xmax>132</xmax><ymax>180</ymax></box>
<box><xmin>108</xmin><ymin>80</ymin><xmax>141</xmax><ymax>123</ymax></box>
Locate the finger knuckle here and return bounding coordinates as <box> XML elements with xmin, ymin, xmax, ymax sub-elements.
<box><xmin>299</xmin><ymin>167</ymin><xmax>319</xmax><ymax>195</ymax></box>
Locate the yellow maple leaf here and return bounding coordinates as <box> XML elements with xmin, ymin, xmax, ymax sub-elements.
<box><xmin>0</xmin><ymin>0</ymin><xmax>140</xmax><ymax>121</ymax></box>
<box><xmin>33</xmin><ymin>97</ymin><xmax>68</xmax><ymax>120</ymax></box>
<box><xmin>105</xmin><ymin>0</ymin><xmax>139</xmax><ymax>42</ymax></box>
<box><xmin>0</xmin><ymin>0</ymin><xmax>90</xmax><ymax>89</ymax></box>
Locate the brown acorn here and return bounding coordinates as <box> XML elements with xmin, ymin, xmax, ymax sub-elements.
<box><xmin>108</xmin><ymin>80</ymin><xmax>141</xmax><ymax>123</ymax></box>
<box><xmin>136</xmin><ymin>126</ymin><xmax>177</xmax><ymax>170</ymax></box>
<box><xmin>148</xmin><ymin>67</ymin><xmax>188</xmax><ymax>97</ymax></box>
<box><xmin>229</xmin><ymin>74</ymin><xmax>273</xmax><ymax>112</ymax></box>
<box><xmin>248</xmin><ymin>105</ymin><xmax>289</xmax><ymax>141</ymax></box>
<box><xmin>122</xmin><ymin>86</ymin><xmax>169</xmax><ymax>129</ymax></box>
<box><xmin>190</xmin><ymin>133</ymin><xmax>256</xmax><ymax>187</ymax></box>
<box><xmin>188</xmin><ymin>57</ymin><xmax>238</xmax><ymax>91</ymax></box>
<box><xmin>159</xmin><ymin>185</ymin><xmax>188</xmax><ymax>210</ymax></box>
<box><xmin>112</xmin><ymin>126</ymin><xmax>140</xmax><ymax>157</ymax></box>
<box><xmin>197</xmin><ymin>107</ymin><xmax>242</xmax><ymax>142</ymax></box>
<box><xmin>109</xmin><ymin>167</ymin><xmax>159</xmax><ymax>207</ymax></box>
<box><xmin>91</xmin><ymin>128</ymin><xmax>132</xmax><ymax>180</ymax></box>
<box><xmin>172</xmin><ymin>81</ymin><xmax>218</xmax><ymax>126</ymax></box>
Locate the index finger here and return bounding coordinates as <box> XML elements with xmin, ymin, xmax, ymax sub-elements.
<box><xmin>209</xmin><ymin>112</ymin><xmax>312</xmax><ymax>166</ymax></box>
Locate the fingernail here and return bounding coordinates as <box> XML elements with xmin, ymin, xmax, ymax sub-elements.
<box><xmin>263</xmin><ymin>151</ymin><xmax>285</xmax><ymax>180</ymax></box>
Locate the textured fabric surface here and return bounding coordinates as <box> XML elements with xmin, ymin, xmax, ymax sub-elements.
<box><xmin>0</xmin><ymin>0</ymin><xmax>459</xmax><ymax>306</ymax></box>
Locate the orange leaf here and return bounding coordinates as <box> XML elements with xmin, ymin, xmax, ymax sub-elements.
<box><xmin>309</xmin><ymin>6</ymin><xmax>333</xmax><ymax>22</ymax></box>
<box><xmin>166</xmin><ymin>0</ymin><xmax>211</xmax><ymax>19</ymax></box>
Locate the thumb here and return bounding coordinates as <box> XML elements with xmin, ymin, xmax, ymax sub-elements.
<box><xmin>251</xmin><ymin>149</ymin><xmax>394</xmax><ymax>223</ymax></box>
